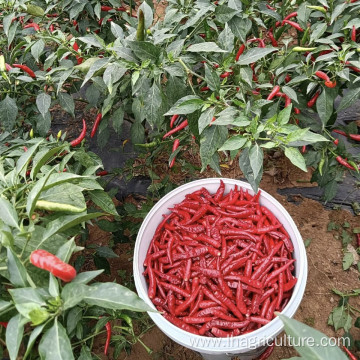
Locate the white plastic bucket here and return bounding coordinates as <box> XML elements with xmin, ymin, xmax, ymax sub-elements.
<box><xmin>133</xmin><ymin>178</ymin><xmax>308</xmax><ymax>359</ymax></box>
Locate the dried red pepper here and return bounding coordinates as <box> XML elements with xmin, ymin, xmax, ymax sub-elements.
<box><xmin>30</xmin><ymin>250</ymin><xmax>76</xmax><ymax>282</ymax></box>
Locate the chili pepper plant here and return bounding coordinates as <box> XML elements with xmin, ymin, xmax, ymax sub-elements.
<box><xmin>1</xmin><ymin>0</ymin><xmax>360</xmax><ymax>200</ymax></box>
<box><xmin>0</xmin><ymin>133</ymin><xmax>153</xmax><ymax>359</ymax></box>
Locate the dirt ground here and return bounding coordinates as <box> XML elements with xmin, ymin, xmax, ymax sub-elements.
<box><xmin>84</xmin><ymin>155</ymin><xmax>360</xmax><ymax>359</ymax></box>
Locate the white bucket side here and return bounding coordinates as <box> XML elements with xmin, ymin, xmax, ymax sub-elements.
<box><xmin>134</xmin><ymin>178</ymin><xmax>308</xmax><ymax>355</ymax></box>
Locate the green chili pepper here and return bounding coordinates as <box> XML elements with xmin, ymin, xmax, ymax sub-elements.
<box><xmin>292</xmin><ymin>46</ymin><xmax>316</xmax><ymax>52</ymax></box>
<box><xmin>318</xmin><ymin>157</ymin><xmax>325</xmax><ymax>176</ymax></box>
<box><xmin>35</xmin><ymin>200</ymin><xmax>86</xmax><ymax>213</ymax></box>
<box><xmin>306</xmin><ymin>5</ymin><xmax>327</xmax><ymax>13</ymax></box>
<box><xmin>136</xmin><ymin>9</ymin><xmax>145</xmax><ymax>41</ymax></box>
<box><xmin>300</xmin><ymin>27</ymin><xmax>310</xmax><ymax>46</ymax></box>
<box><xmin>0</xmin><ymin>55</ymin><xmax>5</xmax><ymax>72</ymax></box>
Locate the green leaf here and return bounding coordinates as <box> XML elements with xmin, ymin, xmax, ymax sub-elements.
<box><xmin>36</xmin><ymin>93</ymin><xmax>52</xmax><ymax>118</ymax></box>
<box><xmin>249</xmin><ymin>144</ymin><xmax>263</xmax><ymax>180</ymax></box>
<box><xmin>89</xmin><ymin>190</ymin><xmax>118</xmax><ymax>216</ymax></box>
<box><xmin>237</xmin><ymin>47</ymin><xmax>277</xmax><ymax>65</ymax></box>
<box><xmin>82</xmin><ymin>58</ymin><xmax>110</xmax><ymax>86</ymax></box>
<box><xmin>0</xmin><ymin>95</ymin><xmax>18</xmax><ymax>131</ymax></box>
<box><xmin>284</xmin><ymin>147</ymin><xmax>307</xmax><ymax>172</ymax></box>
<box><xmin>9</xmin><ymin>288</ymin><xmax>46</xmax><ymax>306</ymax></box>
<box><xmin>128</xmin><ymin>41</ymin><xmax>161</xmax><ymax>62</ymax></box>
<box><xmin>49</xmin><ymin>274</ymin><xmax>59</xmax><ymax>298</ymax></box>
<box><xmin>7</xmin><ymin>248</ymin><xmax>28</xmax><ymax>287</ymax></box>
<box><xmin>39</xmin><ymin>212</ymin><xmax>103</xmax><ymax>248</ymax></box>
<box><xmin>71</xmin><ymin>270</ymin><xmax>104</xmax><ymax>285</ymax></box>
<box><xmin>165</xmin><ymin>95</ymin><xmax>204</xmax><ymax>115</ymax></box>
<box><xmin>31</xmin><ymin>39</ymin><xmax>45</xmax><ymax>62</ymax></box>
<box><xmin>204</xmin><ymin>64</ymin><xmax>220</xmax><ymax>92</ymax></box>
<box><xmin>200</xmin><ymin>126</ymin><xmax>228</xmax><ymax>170</ymax></box>
<box><xmin>26</xmin><ymin>4</ymin><xmax>45</xmax><ymax>16</ymax></box>
<box><xmin>330</xmin><ymin>306</ymin><xmax>352</xmax><ymax>332</ymax></box>
<box><xmin>61</xmin><ymin>283</ymin><xmax>88</xmax><ymax>310</ymax></box>
<box><xmin>198</xmin><ymin>107</ymin><xmax>216</xmax><ymax>134</ymax></box>
<box><xmin>0</xmin><ymin>197</ymin><xmax>19</xmax><ymax>229</ymax></box>
<box><xmin>6</xmin><ymin>314</ymin><xmax>25</xmax><ymax>360</ymax></box>
<box><xmin>214</xmin><ymin>5</ymin><xmax>239</xmax><ymax>23</ymax></box>
<box><xmin>16</xmin><ymin>139</ymin><xmax>43</xmax><ymax>178</ymax></box>
<box><xmin>279</xmin><ymin>314</ymin><xmax>348</xmax><ymax>359</ymax></box>
<box><xmin>337</xmin><ymin>87</ymin><xmax>360</xmax><ymax>112</ymax></box>
<box><xmin>56</xmin><ymin>238</ymin><xmax>78</xmax><ymax>263</ymax></box>
<box><xmin>111</xmin><ymin>107</ymin><xmax>124</xmax><ymax>135</ymax></box>
<box><xmin>83</xmin><ymin>283</ymin><xmax>155</xmax><ymax>312</ymax></box>
<box><xmin>24</xmin><ymin>324</ymin><xmax>45</xmax><ymax>359</ymax></box>
<box><xmin>0</xmin><ymin>300</ymin><xmax>12</xmax><ymax>314</ymax></box>
<box><xmin>96</xmin><ymin>246</ymin><xmax>119</xmax><ymax>258</ymax></box>
<box><xmin>219</xmin><ymin>135</ymin><xmax>247</xmax><ymax>151</ymax></box>
<box><xmin>144</xmin><ymin>82</ymin><xmax>163</xmax><ymax>128</ymax></box>
<box><xmin>239</xmin><ymin>147</ymin><xmax>263</xmax><ymax>193</ymax></box>
<box><xmin>67</xmin><ymin>307</ymin><xmax>82</xmax><ymax>334</ymax></box>
<box><xmin>39</xmin><ymin>319</ymin><xmax>75</xmax><ymax>360</ymax></box>
<box><xmin>187</xmin><ymin>42</ymin><xmax>228</xmax><ymax>53</ymax></box>
<box><xmin>228</xmin><ymin>17</ymin><xmax>252</xmax><ymax>42</ymax></box>
<box><xmin>58</xmin><ymin>93</ymin><xmax>75</xmax><ymax>118</ymax></box>
<box><xmin>343</xmin><ymin>252</ymin><xmax>354</xmax><ymax>270</ymax></box>
<box><xmin>110</xmin><ymin>22</ymin><xmax>124</xmax><ymax>39</ymax></box>
<box><xmin>316</xmin><ymin>88</ymin><xmax>335</xmax><ymax>125</ymax></box>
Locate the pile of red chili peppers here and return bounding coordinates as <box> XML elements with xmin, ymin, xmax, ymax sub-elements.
<box><xmin>144</xmin><ymin>181</ymin><xmax>297</xmax><ymax>337</ymax></box>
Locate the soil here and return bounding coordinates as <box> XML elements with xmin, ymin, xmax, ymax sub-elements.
<box><xmin>82</xmin><ymin>155</ymin><xmax>360</xmax><ymax>360</ymax></box>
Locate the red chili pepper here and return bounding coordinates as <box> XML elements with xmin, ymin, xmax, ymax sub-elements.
<box><xmin>117</xmin><ymin>7</ymin><xmax>127</xmax><ymax>11</ymax></box>
<box><xmin>265</xmin><ymin>4</ymin><xmax>276</xmax><ymax>10</ymax></box>
<box><xmin>356</xmin><ymin>233</ymin><xmax>360</xmax><ymax>248</ymax></box>
<box><xmin>283</xmin><ymin>20</ymin><xmax>303</xmax><ymax>32</ymax></box>
<box><xmin>325</xmin><ymin>80</ymin><xmax>336</xmax><ymax>88</ymax></box>
<box><xmin>235</xmin><ymin>44</ymin><xmax>246</xmax><ymax>61</ymax></box>
<box><xmin>283</xmin><ymin>12</ymin><xmax>298</xmax><ymax>23</ymax></box>
<box><xmin>342</xmin><ymin>346</ymin><xmax>357</xmax><ymax>360</ymax></box>
<box><xmin>315</xmin><ymin>70</ymin><xmax>330</xmax><ymax>82</ymax></box>
<box><xmin>70</xmin><ymin>118</ymin><xmax>87</xmax><ymax>146</ymax></box>
<box><xmin>24</xmin><ymin>23</ymin><xmax>40</xmax><ymax>31</ymax></box>
<box><xmin>351</xmin><ymin>25</ymin><xmax>356</xmax><ymax>42</ymax></box>
<box><xmin>49</xmin><ymin>24</ymin><xmax>55</xmax><ymax>32</ymax></box>
<box><xmin>96</xmin><ymin>170</ymin><xmax>109</xmax><ymax>176</ymax></box>
<box><xmin>46</xmin><ymin>13</ymin><xmax>58</xmax><ymax>17</ymax></box>
<box><xmin>104</xmin><ymin>321</ymin><xmax>111</xmax><ymax>355</ymax></box>
<box><xmin>267</xmin><ymin>28</ymin><xmax>278</xmax><ymax>47</ymax></box>
<box><xmin>5</xmin><ymin>63</ymin><xmax>13</xmax><ymax>71</ymax></box>
<box><xmin>346</xmin><ymin>61</ymin><xmax>360</xmax><ymax>72</ymax></box>
<box><xmin>333</xmin><ymin>129</ymin><xmax>360</xmax><ymax>142</ymax></box>
<box><xmin>247</xmin><ymin>38</ymin><xmax>266</xmax><ymax>48</ymax></box>
<box><xmin>101</xmin><ymin>5</ymin><xmax>114</xmax><ymax>11</ymax></box>
<box><xmin>220</xmin><ymin>72</ymin><xmax>231</xmax><ymax>78</ymax></box>
<box><xmin>0</xmin><ymin>322</ymin><xmax>8</xmax><ymax>328</ymax></box>
<box><xmin>294</xmin><ymin>107</ymin><xmax>300</xmax><ymax>114</ymax></box>
<box><xmin>200</xmin><ymin>86</ymin><xmax>210</xmax><ymax>92</ymax></box>
<box><xmin>163</xmin><ymin>119</ymin><xmax>188</xmax><ymax>139</ymax></box>
<box><xmin>257</xmin><ymin>342</ymin><xmax>275</xmax><ymax>359</ymax></box>
<box><xmin>23</xmin><ymin>146</ymin><xmax>28</xmax><ymax>152</ymax></box>
<box><xmin>12</xmin><ymin>64</ymin><xmax>36</xmax><ymax>78</ymax></box>
<box><xmin>30</xmin><ymin>250</ymin><xmax>76</xmax><ymax>282</ymax></box>
<box><xmin>336</xmin><ymin>155</ymin><xmax>358</xmax><ymax>170</ymax></box>
<box><xmin>73</xmin><ymin>42</ymin><xmax>79</xmax><ymax>52</ymax></box>
<box><xmin>169</xmin><ymin>139</ymin><xmax>180</xmax><ymax>168</ymax></box>
<box><xmin>76</xmin><ymin>56</ymin><xmax>83</xmax><ymax>65</ymax></box>
<box><xmin>307</xmin><ymin>90</ymin><xmax>320</xmax><ymax>108</ymax></box>
<box><xmin>333</xmin><ymin>138</ymin><xmax>339</xmax><ymax>145</ymax></box>
<box><xmin>170</xmin><ymin>114</ymin><xmax>179</xmax><ymax>128</ymax></box>
<box><xmin>267</xmin><ymin>85</ymin><xmax>280</xmax><ymax>100</ymax></box>
<box><xmin>91</xmin><ymin>113</ymin><xmax>102</xmax><ymax>138</ymax></box>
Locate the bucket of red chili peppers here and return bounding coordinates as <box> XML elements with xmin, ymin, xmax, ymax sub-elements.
<box><xmin>133</xmin><ymin>178</ymin><xmax>307</xmax><ymax>360</ymax></box>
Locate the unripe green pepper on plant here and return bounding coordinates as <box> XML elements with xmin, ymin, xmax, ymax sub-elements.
<box><xmin>136</xmin><ymin>9</ymin><xmax>145</xmax><ymax>41</ymax></box>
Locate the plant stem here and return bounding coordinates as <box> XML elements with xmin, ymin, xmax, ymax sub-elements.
<box><xmin>178</xmin><ymin>58</ymin><xmax>205</xmax><ymax>82</ymax></box>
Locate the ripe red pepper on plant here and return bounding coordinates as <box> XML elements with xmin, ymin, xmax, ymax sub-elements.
<box><xmin>247</xmin><ymin>38</ymin><xmax>266</xmax><ymax>48</ymax></box>
<box><xmin>5</xmin><ymin>63</ymin><xmax>12</xmax><ymax>71</ymax></box>
<box><xmin>220</xmin><ymin>71</ymin><xmax>232</xmax><ymax>78</ymax></box>
<box><xmin>282</xmin><ymin>12</ymin><xmax>298</xmax><ymax>23</ymax></box>
<box><xmin>335</xmin><ymin>155</ymin><xmax>358</xmax><ymax>170</ymax></box>
<box><xmin>0</xmin><ymin>322</ymin><xmax>8</xmax><ymax>328</ymax></box>
<box><xmin>169</xmin><ymin>139</ymin><xmax>180</xmax><ymax>168</ymax></box>
<box><xmin>163</xmin><ymin>119</ymin><xmax>188</xmax><ymax>139</ymax></box>
<box><xmin>101</xmin><ymin>5</ymin><xmax>114</xmax><ymax>11</ymax></box>
<box><xmin>170</xmin><ymin>114</ymin><xmax>179</xmax><ymax>128</ymax></box>
<box><xmin>91</xmin><ymin>113</ymin><xmax>102</xmax><ymax>138</ymax></box>
<box><xmin>24</xmin><ymin>23</ymin><xmax>40</xmax><ymax>31</ymax></box>
<box><xmin>30</xmin><ymin>250</ymin><xmax>77</xmax><ymax>282</ymax></box>
<box><xmin>70</xmin><ymin>118</ymin><xmax>87</xmax><ymax>146</ymax></box>
<box><xmin>283</xmin><ymin>20</ymin><xmax>303</xmax><ymax>32</ymax></box>
<box><xmin>351</xmin><ymin>25</ymin><xmax>356</xmax><ymax>42</ymax></box>
<box><xmin>267</xmin><ymin>85</ymin><xmax>280</xmax><ymax>100</ymax></box>
<box><xmin>104</xmin><ymin>321</ymin><xmax>112</xmax><ymax>355</ymax></box>
<box><xmin>12</xmin><ymin>64</ymin><xmax>36</xmax><ymax>78</ymax></box>
<box><xmin>307</xmin><ymin>91</ymin><xmax>320</xmax><ymax>108</ymax></box>
<box><xmin>333</xmin><ymin>138</ymin><xmax>339</xmax><ymax>146</ymax></box>
<box><xmin>268</xmin><ymin>29</ymin><xmax>278</xmax><ymax>47</ymax></box>
<box><xmin>235</xmin><ymin>44</ymin><xmax>245</xmax><ymax>61</ymax></box>
<box><xmin>49</xmin><ymin>24</ymin><xmax>55</xmax><ymax>32</ymax></box>
<box><xmin>333</xmin><ymin>129</ymin><xmax>360</xmax><ymax>142</ymax></box>
<box><xmin>96</xmin><ymin>170</ymin><xmax>109</xmax><ymax>176</ymax></box>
